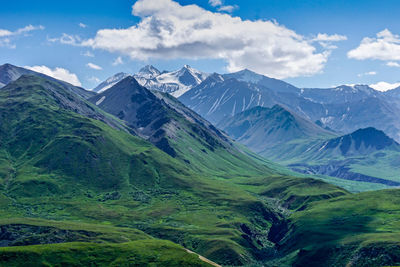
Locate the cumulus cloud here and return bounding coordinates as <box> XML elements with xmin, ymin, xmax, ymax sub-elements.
<box><xmin>370</xmin><ymin>81</ymin><xmax>400</xmax><ymax>92</ymax></box>
<box><xmin>25</xmin><ymin>65</ymin><xmax>82</xmax><ymax>86</ymax></box>
<box><xmin>80</xmin><ymin>0</ymin><xmax>338</xmax><ymax>79</ymax></box>
<box><xmin>387</xmin><ymin>61</ymin><xmax>400</xmax><ymax>67</ymax></box>
<box><xmin>87</xmin><ymin>62</ymin><xmax>102</xmax><ymax>70</ymax></box>
<box><xmin>348</xmin><ymin>29</ymin><xmax>400</xmax><ymax>61</ymax></box>
<box><xmin>79</xmin><ymin>23</ymin><xmax>87</xmax><ymax>28</ymax></box>
<box><xmin>0</xmin><ymin>24</ymin><xmax>44</xmax><ymax>48</ymax></box>
<box><xmin>112</xmin><ymin>56</ymin><xmax>124</xmax><ymax>66</ymax></box>
<box><xmin>358</xmin><ymin>71</ymin><xmax>377</xmax><ymax>77</ymax></box>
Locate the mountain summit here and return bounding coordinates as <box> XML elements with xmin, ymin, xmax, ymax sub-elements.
<box><xmin>323</xmin><ymin>127</ymin><xmax>400</xmax><ymax>156</ymax></box>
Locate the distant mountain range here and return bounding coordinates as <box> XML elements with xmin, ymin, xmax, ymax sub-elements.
<box><xmin>160</xmin><ymin>69</ymin><xmax>398</xmax><ymax>143</ymax></box>
<box><xmin>93</xmin><ymin>65</ymin><xmax>209</xmax><ymax>97</ymax></box>
<box><xmin>220</xmin><ymin>105</ymin><xmax>400</xmax><ymax>187</ymax></box>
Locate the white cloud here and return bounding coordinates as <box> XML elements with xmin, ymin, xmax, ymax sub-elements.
<box><xmin>358</xmin><ymin>71</ymin><xmax>377</xmax><ymax>77</ymax></box>
<box><xmin>0</xmin><ymin>25</ymin><xmax>44</xmax><ymax>48</ymax></box>
<box><xmin>48</xmin><ymin>33</ymin><xmax>81</xmax><ymax>46</ymax></box>
<box><xmin>79</xmin><ymin>23</ymin><xmax>87</xmax><ymax>28</ymax></box>
<box><xmin>0</xmin><ymin>29</ymin><xmax>13</xmax><ymax>37</ymax></box>
<box><xmin>208</xmin><ymin>0</ymin><xmax>237</xmax><ymax>13</ymax></box>
<box><xmin>25</xmin><ymin>65</ymin><xmax>82</xmax><ymax>86</ymax></box>
<box><xmin>387</xmin><ymin>61</ymin><xmax>400</xmax><ymax>67</ymax></box>
<box><xmin>348</xmin><ymin>29</ymin><xmax>400</xmax><ymax>61</ymax></box>
<box><xmin>87</xmin><ymin>62</ymin><xmax>102</xmax><ymax>70</ymax></box>
<box><xmin>209</xmin><ymin>0</ymin><xmax>222</xmax><ymax>7</ymax></box>
<box><xmin>370</xmin><ymin>81</ymin><xmax>400</xmax><ymax>92</ymax></box>
<box><xmin>82</xmin><ymin>50</ymin><xmax>95</xmax><ymax>57</ymax></box>
<box><xmin>217</xmin><ymin>5</ymin><xmax>238</xmax><ymax>13</ymax></box>
<box><xmin>112</xmin><ymin>56</ymin><xmax>124</xmax><ymax>66</ymax></box>
<box><xmin>313</xmin><ymin>33</ymin><xmax>347</xmax><ymax>42</ymax></box>
<box><xmin>81</xmin><ymin>0</ymin><xmax>335</xmax><ymax>79</ymax></box>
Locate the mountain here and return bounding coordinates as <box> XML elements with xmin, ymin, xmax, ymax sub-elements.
<box><xmin>218</xmin><ymin>105</ymin><xmax>335</xmax><ymax>154</ymax></box>
<box><xmin>321</xmin><ymin>127</ymin><xmax>399</xmax><ymax>156</ymax></box>
<box><xmin>92</xmin><ymin>72</ymin><xmax>130</xmax><ymax>93</ymax></box>
<box><xmin>282</xmin><ymin>127</ymin><xmax>400</xmax><ymax>187</ymax></box>
<box><xmin>224</xmin><ymin>69</ymin><xmax>299</xmax><ymax>93</ymax></box>
<box><xmin>88</xmin><ymin>76</ymin><xmax>274</xmax><ymax>177</ymax></box>
<box><xmin>0</xmin><ymin>63</ymin><xmax>94</xmax><ymax>99</ymax></box>
<box><xmin>2</xmin><ymin>72</ymin><xmax>400</xmax><ymax>267</ymax></box>
<box><xmin>299</xmin><ymin>84</ymin><xmax>380</xmax><ymax>104</ymax></box>
<box><xmin>179</xmin><ymin>74</ymin><xmax>279</xmax><ymax>124</ymax></box>
<box><xmin>135</xmin><ymin>64</ymin><xmax>161</xmax><ymax>79</ymax></box>
<box><xmin>134</xmin><ymin>65</ymin><xmax>209</xmax><ymax>97</ymax></box>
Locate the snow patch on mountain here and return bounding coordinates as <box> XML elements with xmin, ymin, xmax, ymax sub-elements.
<box><xmin>134</xmin><ymin>65</ymin><xmax>209</xmax><ymax>97</ymax></box>
<box><xmin>92</xmin><ymin>72</ymin><xmax>130</xmax><ymax>93</ymax></box>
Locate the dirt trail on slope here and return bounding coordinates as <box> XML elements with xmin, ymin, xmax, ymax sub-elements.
<box><xmin>185</xmin><ymin>249</ymin><xmax>221</xmax><ymax>267</ymax></box>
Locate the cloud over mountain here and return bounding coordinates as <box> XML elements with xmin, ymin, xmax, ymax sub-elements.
<box><xmin>25</xmin><ymin>65</ymin><xmax>82</xmax><ymax>86</ymax></box>
<box><xmin>82</xmin><ymin>0</ymin><xmax>342</xmax><ymax>79</ymax></box>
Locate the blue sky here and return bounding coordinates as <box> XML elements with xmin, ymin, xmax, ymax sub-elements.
<box><xmin>2</xmin><ymin>0</ymin><xmax>400</xmax><ymax>90</ymax></box>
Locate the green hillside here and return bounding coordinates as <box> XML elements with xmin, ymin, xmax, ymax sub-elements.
<box><xmin>271</xmin><ymin>189</ymin><xmax>400</xmax><ymax>266</ymax></box>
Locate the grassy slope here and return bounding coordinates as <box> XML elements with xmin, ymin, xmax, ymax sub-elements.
<box><xmin>269</xmin><ymin>189</ymin><xmax>400</xmax><ymax>266</ymax></box>
<box><xmin>0</xmin><ymin>218</ymin><xmax>211</xmax><ymax>267</ymax></box>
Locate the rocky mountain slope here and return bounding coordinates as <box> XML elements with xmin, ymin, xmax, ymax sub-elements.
<box><xmin>88</xmin><ymin>76</ymin><xmax>273</xmax><ymax>177</ymax></box>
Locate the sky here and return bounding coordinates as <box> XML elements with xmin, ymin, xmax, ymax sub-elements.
<box><xmin>2</xmin><ymin>0</ymin><xmax>400</xmax><ymax>91</ymax></box>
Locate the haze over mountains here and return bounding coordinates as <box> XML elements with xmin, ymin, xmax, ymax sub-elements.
<box><xmin>1</xmin><ymin>63</ymin><xmax>400</xmax><ymax>266</ymax></box>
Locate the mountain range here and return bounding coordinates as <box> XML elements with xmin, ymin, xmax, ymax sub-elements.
<box><xmin>95</xmin><ymin>65</ymin><xmax>400</xmax><ymax>144</ymax></box>
<box><xmin>92</xmin><ymin>64</ymin><xmax>400</xmax><ymax>188</ymax></box>
<box><xmin>177</xmin><ymin>70</ymin><xmax>400</xmax><ymax>143</ymax></box>
<box><xmin>93</xmin><ymin>65</ymin><xmax>209</xmax><ymax>97</ymax></box>
<box><xmin>1</xmin><ymin>63</ymin><xmax>400</xmax><ymax>266</ymax></box>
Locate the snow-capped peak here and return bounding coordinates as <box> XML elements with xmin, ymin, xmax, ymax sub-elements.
<box><xmin>92</xmin><ymin>72</ymin><xmax>130</xmax><ymax>93</ymax></box>
<box><xmin>229</xmin><ymin>69</ymin><xmax>263</xmax><ymax>83</ymax></box>
<box><xmin>137</xmin><ymin>65</ymin><xmax>161</xmax><ymax>79</ymax></box>
<box><xmin>93</xmin><ymin>65</ymin><xmax>209</xmax><ymax>97</ymax></box>
<box><xmin>134</xmin><ymin>65</ymin><xmax>209</xmax><ymax>97</ymax></box>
